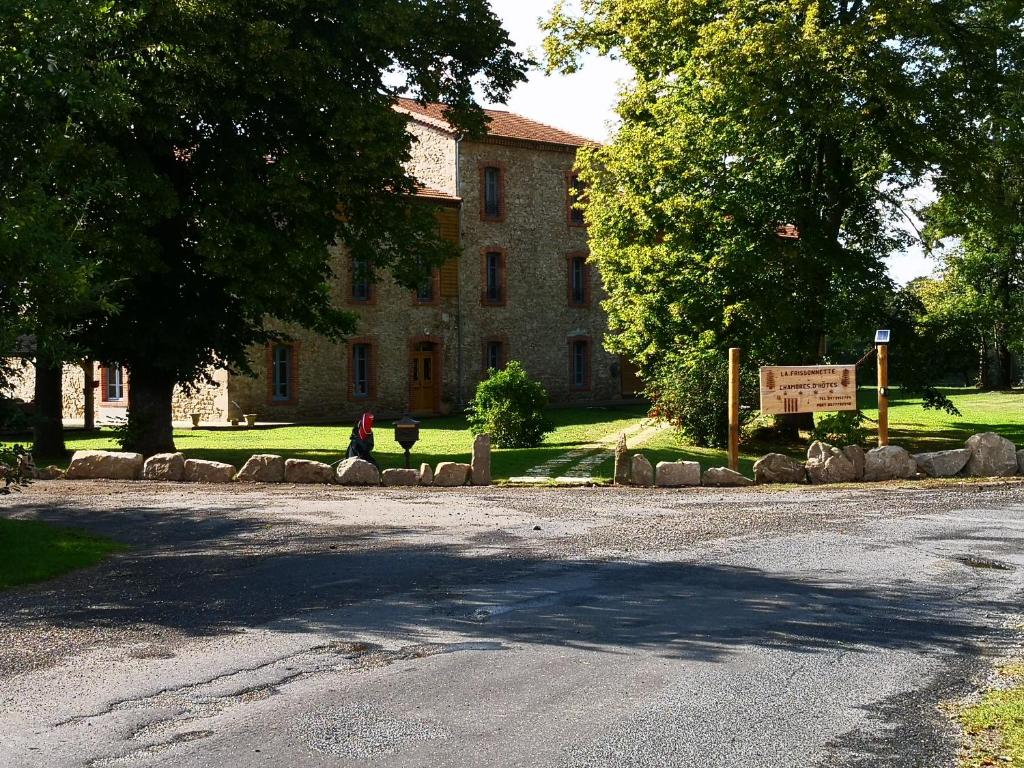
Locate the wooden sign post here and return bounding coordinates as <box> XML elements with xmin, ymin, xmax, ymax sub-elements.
<box><xmin>877</xmin><ymin>343</ymin><xmax>889</xmax><ymax>446</ymax></box>
<box><xmin>728</xmin><ymin>348</ymin><xmax>740</xmax><ymax>471</ymax></box>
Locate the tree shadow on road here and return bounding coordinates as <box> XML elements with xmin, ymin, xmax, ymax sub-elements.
<box><xmin>0</xmin><ymin>497</ymin><xmax>1015</xmax><ymax>669</ymax></box>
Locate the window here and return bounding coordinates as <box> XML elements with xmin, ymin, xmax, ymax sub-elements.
<box><xmin>570</xmin><ymin>338</ymin><xmax>590</xmax><ymax>390</ymax></box>
<box><xmin>271</xmin><ymin>345</ymin><xmax>292</xmax><ymax>401</ymax></box>
<box><xmin>568</xmin><ymin>253</ymin><xmax>589</xmax><ymax>307</ymax></box>
<box><xmin>480</xmin><ymin>163</ymin><xmax>505</xmax><ymax>221</ymax></box>
<box><xmin>485</xmin><ymin>340</ymin><xmax>505</xmax><ymax>372</ymax></box>
<box><xmin>104</xmin><ymin>364</ymin><xmax>124</xmax><ymax>402</ymax></box>
<box><xmin>351</xmin><ymin>257</ymin><xmax>372</xmax><ymax>302</ymax></box>
<box><xmin>481</xmin><ymin>248</ymin><xmax>506</xmax><ymax>306</ymax></box>
<box><xmin>352</xmin><ymin>343</ymin><xmax>371</xmax><ymax>398</ymax></box>
<box><xmin>567</xmin><ymin>172</ymin><xmax>587</xmax><ymax>227</ymax></box>
<box><xmin>416</xmin><ymin>277</ymin><xmax>434</xmax><ymax>303</ymax></box>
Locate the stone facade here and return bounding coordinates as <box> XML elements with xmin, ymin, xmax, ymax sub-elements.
<box><xmin>229</xmin><ymin>103</ymin><xmax>625</xmax><ymax>422</ymax></box>
<box><xmin>7</xmin><ymin>103</ymin><xmax>631</xmax><ymax>424</ymax></box>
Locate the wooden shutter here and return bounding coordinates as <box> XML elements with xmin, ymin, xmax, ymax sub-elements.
<box><xmin>435</xmin><ymin>207</ymin><xmax>460</xmax><ymax>298</ymax></box>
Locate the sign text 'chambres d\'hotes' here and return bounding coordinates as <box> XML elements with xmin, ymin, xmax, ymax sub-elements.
<box><xmin>759</xmin><ymin>365</ymin><xmax>857</xmax><ymax>415</ymax></box>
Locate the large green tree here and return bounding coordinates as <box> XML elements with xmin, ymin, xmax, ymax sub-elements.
<box><xmin>3</xmin><ymin>1</ymin><xmax>525</xmax><ymax>455</ymax></box>
<box><xmin>0</xmin><ymin>2</ymin><xmax>131</xmax><ymax>457</ymax></box>
<box><xmin>544</xmin><ymin>0</ymin><xmax>1018</xmax><ymax>444</ymax></box>
<box><xmin>923</xmin><ymin>22</ymin><xmax>1024</xmax><ymax>390</ymax></box>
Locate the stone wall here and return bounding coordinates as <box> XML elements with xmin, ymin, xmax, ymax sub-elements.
<box><xmin>4</xmin><ymin>361</ymin><xmax>229</xmax><ymax>423</ymax></box>
<box><xmin>457</xmin><ymin>138</ymin><xmax>620</xmax><ymax>403</ymax></box>
<box><xmin>226</xmin><ymin>122</ymin><xmax>623</xmax><ymax>421</ymax></box>
<box><xmin>405</xmin><ymin>122</ymin><xmax>457</xmax><ymax>196</ymax></box>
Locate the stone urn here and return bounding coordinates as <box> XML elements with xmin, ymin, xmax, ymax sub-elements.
<box><xmin>244</xmin><ymin>413</ymin><xmax>258</xmax><ymax>428</ymax></box>
<box><xmin>190</xmin><ymin>413</ymin><xmax>201</xmax><ymax>429</ymax></box>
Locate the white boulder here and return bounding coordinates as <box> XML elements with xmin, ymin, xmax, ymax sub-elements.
<box><xmin>913</xmin><ymin>449</ymin><xmax>971</xmax><ymax>478</ymax></box>
<box><xmin>66</xmin><ymin>450</ymin><xmax>144</xmax><ymax>481</ymax></box>
<box><xmin>655</xmin><ymin>461</ymin><xmax>701</xmax><ymax>487</ymax></box>
<box><xmin>143</xmin><ymin>452</ymin><xmax>186</xmax><ymax>481</ymax></box>
<box><xmin>183</xmin><ymin>459</ymin><xmax>236</xmax><ymax>483</ymax></box>
<box><xmin>863</xmin><ymin>446</ymin><xmax>917</xmax><ymax>482</ymax></box>
<box><xmin>965</xmin><ymin>432</ymin><xmax>1019</xmax><ymax>477</ymax></box>
<box><xmin>336</xmin><ymin>457</ymin><xmax>380</xmax><ymax>486</ymax></box>
<box><xmin>630</xmin><ymin>454</ymin><xmax>654</xmax><ymax>487</ymax></box>
<box><xmin>701</xmin><ymin>467</ymin><xmax>753</xmax><ymax>487</ymax></box>
<box><xmin>382</xmin><ymin>468</ymin><xmax>419</xmax><ymax>486</ymax></box>
<box><xmin>284</xmin><ymin>459</ymin><xmax>336</xmax><ymax>484</ymax></box>
<box><xmin>235</xmin><ymin>454</ymin><xmax>285</xmax><ymax>482</ymax></box>
<box><xmin>753</xmin><ymin>454</ymin><xmax>806</xmax><ymax>485</ymax></box>
<box><xmin>433</xmin><ymin>462</ymin><xmax>470</xmax><ymax>487</ymax></box>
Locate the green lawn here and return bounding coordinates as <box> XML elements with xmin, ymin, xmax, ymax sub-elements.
<box><xmin>610</xmin><ymin>387</ymin><xmax>1023</xmax><ymax>476</ymax></box>
<box><xmin>0</xmin><ymin>518</ymin><xmax>125</xmax><ymax>590</ymax></box>
<box><xmin>5</xmin><ymin>389</ymin><xmax>1019</xmax><ymax>482</ymax></box>
<box><xmin>12</xmin><ymin>405</ymin><xmax>651</xmax><ymax>482</ymax></box>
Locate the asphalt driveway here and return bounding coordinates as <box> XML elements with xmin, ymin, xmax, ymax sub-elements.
<box><xmin>1</xmin><ymin>480</ymin><xmax>1022</xmax><ymax>767</ymax></box>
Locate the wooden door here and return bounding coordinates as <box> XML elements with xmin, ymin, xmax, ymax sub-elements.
<box><xmin>411</xmin><ymin>344</ymin><xmax>436</xmax><ymax>413</ymax></box>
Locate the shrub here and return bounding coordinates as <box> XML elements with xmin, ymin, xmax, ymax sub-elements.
<box><xmin>0</xmin><ymin>444</ymin><xmax>32</xmax><ymax>494</ymax></box>
<box><xmin>467</xmin><ymin>361</ymin><xmax>553</xmax><ymax>448</ymax></box>
<box><xmin>810</xmin><ymin>410</ymin><xmax>868</xmax><ymax>447</ymax></box>
<box><xmin>647</xmin><ymin>343</ymin><xmax>759</xmax><ymax>448</ymax></box>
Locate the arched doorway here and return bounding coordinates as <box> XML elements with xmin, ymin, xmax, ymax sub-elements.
<box><xmin>410</xmin><ymin>340</ymin><xmax>440</xmax><ymax>414</ymax></box>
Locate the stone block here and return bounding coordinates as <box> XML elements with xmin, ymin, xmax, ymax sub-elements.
<box><xmin>965</xmin><ymin>432</ymin><xmax>1018</xmax><ymax>477</ymax></box>
<box><xmin>382</xmin><ymin>468</ymin><xmax>419</xmax><ymax>486</ymax></box>
<box><xmin>863</xmin><ymin>446</ymin><xmax>917</xmax><ymax>482</ymax></box>
<box><xmin>433</xmin><ymin>462</ymin><xmax>470</xmax><ymax>487</ymax></box>
<box><xmin>184</xmin><ymin>459</ymin><xmax>236</xmax><ymax>483</ymax></box>
<box><xmin>630</xmin><ymin>454</ymin><xmax>654</xmax><ymax>487</ymax></box>
<box><xmin>753</xmin><ymin>453</ymin><xmax>806</xmax><ymax>484</ymax></box>
<box><xmin>701</xmin><ymin>467</ymin><xmax>753</xmax><ymax>487</ymax></box>
<box><xmin>235</xmin><ymin>454</ymin><xmax>286</xmax><ymax>483</ymax></box>
<box><xmin>806</xmin><ymin>441</ymin><xmax>857</xmax><ymax>484</ymax></box>
<box><xmin>655</xmin><ymin>461</ymin><xmax>701</xmax><ymax>487</ymax></box>
<box><xmin>336</xmin><ymin>457</ymin><xmax>380</xmax><ymax>486</ymax></box>
<box><xmin>472</xmin><ymin>434</ymin><xmax>492</xmax><ymax>486</ymax></box>
<box><xmin>613</xmin><ymin>433</ymin><xmax>630</xmax><ymax>485</ymax></box>
<box><xmin>143</xmin><ymin>452</ymin><xmax>186</xmax><ymax>481</ymax></box>
<box><xmin>842</xmin><ymin>445</ymin><xmax>866</xmax><ymax>480</ymax></box>
<box><xmin>284</xmin><ymin>458</ymin><xmax>336</xmax><ymax>484</ymax></box>
<box><xmin>418</xmin><ymin>463</ymin><xmax>434</xmax><ymax>486</ymax></box>
<box><xmin>66</xmin><ymin>450</ymin><xmax>144</xmax><ymax>481</ymax></box>
<box><xmin>33</xmin><ymin>465</ymin><xmax>65</xmax><ymax>480</ymax></box>
<box><xmin>914</xmin><ymin>449</ymin><xmax>971</xmax><ymax>478</ymax></box>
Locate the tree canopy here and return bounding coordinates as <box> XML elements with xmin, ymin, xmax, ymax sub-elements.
<box><xmin>2</xmin><ymin>0</ymin><xmax>526</xmax><ymax>454</ymax></box>
<box><xmin>544</xmin><ymin>0</ymin><xmax>1020</xmax><ymax>445</ymax></box>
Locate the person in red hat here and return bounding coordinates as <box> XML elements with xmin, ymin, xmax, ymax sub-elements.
<box><xmin>346</xmin><ymin>412</ymin><xmax>378</xmax><ymax>468</ymax></box>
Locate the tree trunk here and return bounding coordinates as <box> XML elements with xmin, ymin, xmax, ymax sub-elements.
<box><xmin>124</xmin><ymin>368</ymin><xmax>176</xmax><ymax>456</ymax></box>
<box><xmin>82</xmin><ymin>361</ymin><xmax>95</xmax><ymax>430</ymax></box>
<box><xmin>32</xmin><ymin>357</ymin><xmax>66</xmax><ymax>460</ymax></box>
<box><xmin>994</xmin><ymin>339</ymin><xmax>1014</xmax><ymax>390</ymax></box>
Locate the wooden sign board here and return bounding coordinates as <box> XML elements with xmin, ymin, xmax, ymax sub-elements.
<box><xmin>759</xmin><ymin>365</ymin><xmax>857</xmax><ymax>415</ymax></box>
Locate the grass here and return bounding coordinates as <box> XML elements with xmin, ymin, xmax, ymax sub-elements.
<box><xmin>608</xmin><ymin>387</ymin><xmax>1024</xmax><ymax>476</ymax></box>
<box><xmin>956</xmin><ymin>662</ymin><xmax>1024</xmax><ymax>768</ymax></box>
<box><xmin>9</xmin><ymin>405</ymin><xmax>651</xmax><ymax>482</ymax></box>
<box><xmin>0</xmin><ymin>518</ymin><xmax>125</xmax><ymax>590</ymax></box>
<box><xmin>4</xmin><ymin>388</ymin><xmax>1019</xmax><ymax>482</ymax></box>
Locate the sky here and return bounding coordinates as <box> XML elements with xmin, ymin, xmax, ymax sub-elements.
<box><xmin>483</xmin><ymin>0</ymin><xmax>936</xmax><ymax>285</ymax></box>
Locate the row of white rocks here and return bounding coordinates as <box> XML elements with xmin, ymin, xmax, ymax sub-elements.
<box><xmin>756</xmin><ymin>431</ymin><xmax>1024</xmax><ymax>485</ymax></box>
<box><xmin>63</xmin><ymin>437</ymin><xmax>493</xmax><ymax>488</ymax></box>
<box><xmin>619</xmin><ymin>431</ymin><xmax>1024</xmax><ymax>487</ymax></box>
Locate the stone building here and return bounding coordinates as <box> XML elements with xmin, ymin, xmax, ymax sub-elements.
<box><xmin>4</xmin><ymin>102</ymin><xmax>639</xmax><ymax>424</ymax></box>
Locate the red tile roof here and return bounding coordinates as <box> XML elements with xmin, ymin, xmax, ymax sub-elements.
<box><xmin>395</xmin><ymin>98</ymin><xmax>600</xmax><ymax>149</ymax></box>
<box><xmin>413</xmin><ymin>184</ymin><xmax>461</xmax><ymax>206</ymax></box>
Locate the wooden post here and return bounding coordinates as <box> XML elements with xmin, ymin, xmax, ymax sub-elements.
<box><xmin>877</xmin><ymin>344</ymin><xmax>889</xmax><ymax>447</ymax></box>
<box><xmin>728</xmin><ymin>347</ymin><xmax>740</xmax><ymax>471</ymax></box>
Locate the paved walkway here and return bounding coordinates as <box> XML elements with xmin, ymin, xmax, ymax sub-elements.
<box><xmin>508</xmin><ymin>419</ymin><xmax>668</xmax><ymax>483</ymax></box>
